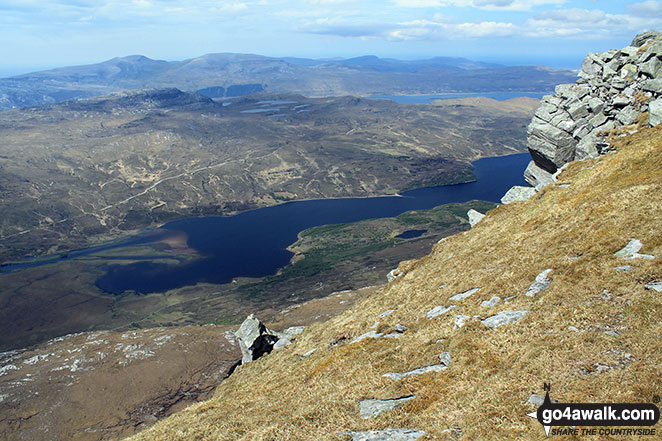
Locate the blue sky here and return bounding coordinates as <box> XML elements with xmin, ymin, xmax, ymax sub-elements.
<box><xmin>0</xmin><ymin>0</ymin><xmax>660</xmax><ymax>76</ymax></box>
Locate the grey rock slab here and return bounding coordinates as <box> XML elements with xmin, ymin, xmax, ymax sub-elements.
<box><xmin>387</xmin><ymin>268</ymin><xmax>402</xmax><ymax>283</ymax></box>
<box><xmin>360</xmin><ymin>396</ymin><xmax>416</xmax><ymax>419</ymax></box>
<box><xmin>611</xmin><ymin>78</ymin><xmax>627</xmax><ymax>90</ymax></box>
<box><xmin>527</xmin><ymin>121</ymin><xmax>577</xmax><ymax>167</ymax></box>
<box><xmin>235</xmin><ymin>314</ymin><xmax>281</xmax><ymax>363</ymax></box>
<box><xmin>588</xmin><ymin>96</ymin><xmax>606</xmax><ymax>113</ymax></box>
<box><xmin>579</xmin><ymin>57</ymin><xmax>601</xmax><ymax>80</ymax></box>
<box><xmin>612</xmin><ymin>95</ymin><xmax>631</xmax><ymax>107</ymax></box>
<box><xmin>616</xmin><ymin>106</ymin><xmax>639</xmax><ymax>125</ymax></box>
<box><xmin>394</xmin><ymin>323</ymin><xmax>408</xmax><ymax>333</ymax></box>
<box><xmin>524</xmin><ymin>161</ymin><xmax>555</xmax><ymax>188</ymax></box>
<box><xmin>620</xmin><ymin>63</ymin><xmax>638</xmax><ymax>80</ymax></box>
<box><xmin>650</xmin><ymin>99</ymin><xmax>662</xmax><ymax>127</ymax></box>
<box><xmin>526</xmin><ymin>393</ymin><xmax>559</xmax><ymax>405</ymax></box>
<box><xmin>467</xmin><ymin>209</ymin><xmax>485</xmax><ymax>227</ymax></box>
<box><xmin>641</xmin><ymin>57</ymin><xmax>662</xmax><ymax>78</ymax></box>
<box><xmin>501</xmin><ymin>186</ymin><xmax>536</xmax><ymax>204</ymax></box>
<box><xmin>614</xmin><ymin>239</ymin><xmax>655</xmax><ymax>260</ymax></box>
<box><xmin>272</xmin><ymin>337</ymin><xmax>292</xmax><ymax>350</ymax></box>
<box><xmin>301</xmin><ymin>348</ymin><xmax>317</xmax><ymax>358</ymax></box>
<box><xmin>645</xmin><ymin>282</ymin><xmax>662</xmax><ymax>292</ymax></box>
<box><xmin>589</xmin><ymin>112</ymin><xmax>608</xmax><ymax>130</ymax></box>
<box><xmin>348</xmin><ymin>429</ymin><xmax>426</xmax><ymax>441</ymax></box>
<box><xmin>526</xmin><ymin>394</ymin><xmax>545</xmax><ymax>406</ymax></box>
<box><xmin>525</xmin><ymin>269</ymin><xmax>552</xmax><ymax>297</ymax></box>
<box><xmin>383</xmin><ymin>364</ymin><xmax>447</xmax><ymax>380</ymax></box>
<box><xmin>482</xmin><ymin>310</ymin><xmax>530</xmax><ymax>328</ymax></box>
<box><xmin>426</xmin><ymin>305</ymin><xmax>457</xmax><ymax>319</ymax></box>
<box><xmin>454</xmin><ymin>315</ymin><xmax>470</xmax><ymax>329</ymax></box>
<box><xmin>642</xmin><ymin>78</ymin><xmax>662</xmax><ymax>94</ymax></box>
<box><xmin>438</xmin><ymin>352</ymin><xmax>452</xmax><ymax>367</ymax></box>
<box><xmin>575</xmin><ymin>135</ymin><xmax>599</xmax><ymax>160</ymax></box>
<box><xmin>283</xmin><ymin>326</ymin><xmax>305</xmax><ymax>338</ymax></box>
<box><xmin>568</xmin><ymin>102</ymin><xmax>590</xmax><ymax>120</ymax></box>
<box><xmin>481</xmin><ymin>296</ymin><xmax>501</xmax><ymax>308</ymax></box>
<box><xmin>533</xmin><ymin>102</ymin><xmax>558</xmax><ymax>123</ymax></box>
<box><xmin>615</xmin><ymin>240</ymin><xmax>641</xmax><ymax>257</ymax></box>
<box><xmin>541</xmin><ymin>94</ymin><xmax>563</xmax><ymax>107</ymax></box>
<box><xmin>616</xmin><ymin>265</ymin><xmax>633</xmax><ymax>272</ymax></box>
<box><xmin>632</xmin><ymin>31</ymin><xmax>662</xmax><ymax>47</ymax></box>
<box><xmin>449</xmin><ymin>287</ymin><xmax>481</xmax><ymax>301</ymax></box>
<box><xmin>351</xmin><ymin>331</ymin><xmax>383</xmax><ymax>344</ymax></box>
<box><xmin>378</xmin><ymin>309</ymin><xmax>396</xmax><ymax>318</ymax></box>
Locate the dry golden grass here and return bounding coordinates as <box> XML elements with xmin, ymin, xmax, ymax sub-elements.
<box><xmin>129</xmin><ymin>125</ymin><xmax>662</xmax><ymax>441</ymax></box>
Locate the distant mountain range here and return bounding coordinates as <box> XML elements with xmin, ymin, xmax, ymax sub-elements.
<box><xmin>0</xmin><ymin>53</ymin><xmax>576</xmax><ymax>110</ymax></box>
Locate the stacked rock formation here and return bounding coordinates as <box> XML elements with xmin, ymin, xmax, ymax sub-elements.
<box><xmin>524</xmin><ymin>30</ymin><xmax>662</xmax><ymax>188</ymax></box>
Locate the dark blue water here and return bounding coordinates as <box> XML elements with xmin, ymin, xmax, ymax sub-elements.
<box><xmin>396</xmin><ymin>229</ymin><xmax>427</xmax><ymax>239</ymax></box>
<box><xmin>368</xmin><ymin>92</ymin><xmax>547</xmax><ymax>104</ymax></box>
<box><xmin>94</xmin><ymin>153</ymin><xmax>530</xmax><ymax>294</ymax></box>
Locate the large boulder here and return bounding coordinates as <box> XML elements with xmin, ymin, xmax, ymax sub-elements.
<box><xmin>234</xmin><ymin>315</ymin><xmax>283</xmax><ymax>364</ymax></box>
<box><xmin>500</xmin><ymin>186</ymin><xmax>536</xmax><ymax>204</ymax></box>
<box><xmin>467</xmin><ymin>209</ymin><xmax>485</xmax><ymax>227</ymax></box>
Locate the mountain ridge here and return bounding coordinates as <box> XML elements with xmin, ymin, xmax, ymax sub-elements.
<box><xmin>0</xmin><ymin>53</ymin><xmax>575</xmax><ymax>110</ymax></box>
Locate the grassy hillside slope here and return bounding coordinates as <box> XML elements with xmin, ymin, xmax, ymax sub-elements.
<box><xmin>129</xmin><ymin>125</ymin><xmax>661</xmax><ymax>440</ymax></box>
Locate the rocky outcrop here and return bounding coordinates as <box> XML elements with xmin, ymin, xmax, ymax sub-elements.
<box><xmin>500</xmin><ymin>186</ymin><xmax>536</xmax><ymax>204</ymax></box>
<box><xmin>467</xmin><ymin>209</ymin><xmax>485</xmax><ymax>227</ymax></box>
<box><xmin>235</xmin><ymin>315</ymin><xmax>283</xmax><ymax>364</ymax></box>
<box><xmin>347</xmin><ymin>429</ymin><xmax>427</xmax><ymax>441</ymax></box>
<box><xmin>525</xmin><ymin>269</ymin><xmax>552</xmax><ymax>297</ymax></box>
<box><xmin>360</xmin><ymin>396</ymin><xmax>416</xmax><ymax>419</ymax></box>
<box><xmin>482</xmin><ymin>310</ymin><xmax>530</xmax><ymax>328</ymax></box>
<box><xmin>525</xmin><ymin>31</ymin><xmax>662</xmax><ymax>187</ymax></box>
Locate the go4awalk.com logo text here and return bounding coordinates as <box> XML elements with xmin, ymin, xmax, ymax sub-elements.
<box><xmin>527</xmin><ymin>384</ymin><xmax>660</xmax><ymax>437</ymax></box>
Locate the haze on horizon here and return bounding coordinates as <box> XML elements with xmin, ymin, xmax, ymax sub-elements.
<box><xmin>0</xmin><ymin>0</ymin><xmax>660</xmax><ymax>77</ymax></box>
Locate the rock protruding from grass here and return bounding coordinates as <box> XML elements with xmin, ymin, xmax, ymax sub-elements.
<box><xmin>351</xmin><ymin>331</ymin><xmax>384</xmax><ymax>344</ymax></box>
<box><xmin>360</xmin><ymin>396</ymin><xmax>416</xmax><ymax>419</ymax></box>
<box><xmin>614</xmin><ymin>239</ymin><xmax>655</xmax><ymax>260</ymax></box>
<box><xmin>235</xmin><ymin>315</ymin><xmax>281</xmax><ymax>363</ymax></box>
<box><xmin>426</xmin><ymin>305</ymin><xmax>457</xmax><ymax>319</ymax></box>
<box><xmin>272</xmin><ymin>326</ymin><xmax>305</xmax><ymax>350</ymax></box>
<box><xmin>481</xmin><ymin>296</ymin><xmax>501</xmax><ymax>308</ymax></box>
<box><xmin>482</xmin><ymin>310</ymin><xmax>530</xmax><ymax>328</ymax></box>
<box><xmin>449</xmin><ymin>287</ymin><xmax>481</xmax><ymax>301</ymax></box>
<box><xmin>500</xmin><ymin>186</ymin><xmax>536</xmax><ymax>204</ymax></box>
<box><xmin>467</xmin><ymin>209</ymin><xmax>485</xmax><ymax>227</ymax></box>
<box><xmin>383</xmin><ymin>364</ymin><xmax>448</xmax><ymax>381</ymax></box>
<box><xmin>387</xmin><ymin>268</ymin><xmax>402</xmax><ymax>283</ymax></box>
<box><xmin>438</xmin><ymin>352</ymin><xmax>452</xmax><ymax>367</ymax></box>
<box><xmin>347</xmin><ymin>429</ymin><xmax>427</xmax><ymax>441</ymax></box>
<box><xmin>525</xmin><ymin>269</ymin><xmax>552</xmax><ymax>297</ymax></box>
<box><xmin>645</xmin><ymin>282</ymin><xmax>662</xmax><ymax>292</ymax></box>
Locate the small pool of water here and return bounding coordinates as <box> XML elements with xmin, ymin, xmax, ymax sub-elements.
<box><xmin>396</xmin><ymin>229</ymin><xmax>427</xmax><ymax>239</ymax></box>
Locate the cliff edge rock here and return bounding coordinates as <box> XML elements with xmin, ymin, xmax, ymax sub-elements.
<box><xmin>525</xmin><ymin>30</ymin><xmax>661</xmax><ymax>188</ymax></box>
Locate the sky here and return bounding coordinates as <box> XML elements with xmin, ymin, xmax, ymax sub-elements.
<box><xmin>0</xmin><ymin>0</ymin><xmax>660</xmax><ymax>76</ymax></box>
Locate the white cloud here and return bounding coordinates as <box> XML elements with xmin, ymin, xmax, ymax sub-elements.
<box><xmin>456</xmin><ymin>21</ymin><xmax>515</xmax><ymax>36</ymax></box>
<box><xmin>524</xmin><ymin>8</ymin><xmax>659</xmax><ymax>38</ymax></box>
<box><xmin>391</xmin><ymin>0</ymin><xmax>566</xmax><ymax>11</ymax></box>
<box><xmin>627</xmin><ymin>1</ymin><xmax>662</xmax><ymax>17</ymax></box>
<box><xmin>388</xmin><ymin>16</ymin><xmax>516</xmax><ymax>40</ymax></box>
